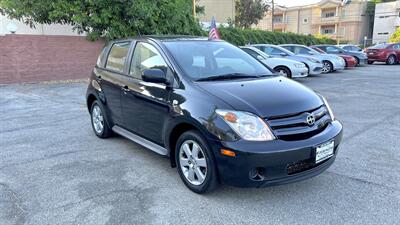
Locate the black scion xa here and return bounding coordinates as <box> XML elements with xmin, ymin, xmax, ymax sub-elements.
<box><xmin>86</xmin><ymin>36</ymin><xmax>343</xmax><ymax>193</ymax></box>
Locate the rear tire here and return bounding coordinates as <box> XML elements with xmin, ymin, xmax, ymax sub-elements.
<box><xmin>274</xmin><ymin>66</ymin><xmax>292</xmax><ymax>78</ymax></box>
<box><xmin>90</xmin><ymin>100</ymin><xmax>113</xmax><ymax>138</ymax></box>
<box><xmin>386</xmin><ymin>55</ymin><xmax>396</xmax><ymax>65</ymax></box>
<box><xmin>367</xmin><ymin>61</ymin><xmax>374</xmax><ymax>65</ymax></box>
<box><xmin>175</xmin><ymin>130</ymin><xmax>219</xmax><ymax>194</ymax></box>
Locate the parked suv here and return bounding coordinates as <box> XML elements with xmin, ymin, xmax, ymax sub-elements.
<box><xmin>86</xmin><ymin>36</ymin><xmax>343</xmax><ymax>193</ymax></box>
<box><xmin>366</xmin><ymin>43</ymin><xmax>400</xmax><ymax>65</ymax></box>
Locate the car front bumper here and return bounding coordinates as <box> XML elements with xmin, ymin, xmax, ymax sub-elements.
<box><xmin>291</xmin><ymin>67</ymin><xmax>309</xmax><ymax>78</ymax></box>
<box><xmin>332</xmin><ymin>60</ymin><xmax>346</xmax><ymax>71</ymax></box>
<box><xmin>306</xmin><ymin>62</ymin><xmax>324</xmax><ymax>75</ymax></box>
<box><xmin>212</xmin><ymin>121</ymin><xmax>343</xmax><ymax>188</ymax></box>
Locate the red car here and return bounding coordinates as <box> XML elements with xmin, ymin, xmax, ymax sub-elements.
<box><xmin>310</xmin><ymin>46</ymin><xmax>357</xmax><ymax>68</ymax></box>
<box><xmin>366</xmin><ymin>43</ymin><xmax>400</xmax><ymax>65</ymax></box>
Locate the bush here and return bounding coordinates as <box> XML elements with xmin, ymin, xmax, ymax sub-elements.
<box><xmin>218</xmin><ymin>27</ymin><xmax>336</xmax><ymax>46</ymax></box>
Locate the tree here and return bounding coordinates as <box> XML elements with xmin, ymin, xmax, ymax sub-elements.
<box><xmin>0</xmin><ymin>0</ymin><xmax>204</xmax><ymax>40</ymax></box>
<box><xmin>234</xmin><ymin>0</ymin><xmax>270</xmax><ymax>29</ymax></box>
<box><xmin>389</xmin><ymin>27</ymin><xmax>400</xmax><ymax>43</ymax></box>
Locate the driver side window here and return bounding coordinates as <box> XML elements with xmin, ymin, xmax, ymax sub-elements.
<box><xmin>130</xmin><ymin>42</ymin><xmax>168</xmax><ymax>80</ymax></box>
<box><xmin>295</xmin><ymin>47</ymin><xmax>310</xmax><ymax>55</ymax></box>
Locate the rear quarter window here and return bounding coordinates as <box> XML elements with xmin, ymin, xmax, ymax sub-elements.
<box><xmin>96</xmin><ymin>46</ymin><xmax>108</xmax><ymax>67</ymax></box>
<box><xmin>105</xmin><ymin>42</ymin><xmax>131</xmax><ymax>73</ymax></box>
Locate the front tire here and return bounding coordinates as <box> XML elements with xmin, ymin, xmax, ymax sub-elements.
<box><xmin>368</xmin><ymin>61</ymin><xmax>374</xmax><ymax>65</ymax></box>
<box><xmin>175</xmin><ymin>130</ymin><xmax>219</xmax><ymax>194</ymax></box>
<box><xmin>90</xmin><ymin>100</ymin><xmax>112</xmax><ymax>138</ymax></box>
<box><xmin>274</xmin><ymin>66</ymin><xmax>292</xmax><ymax>78</ymax></box>
<box><xmin>354</xmin><ymin>57</ymin><xmax>360</xmax><ymax>66</ymax></box>
<box><xmin>322</xmin><ymin>61</ymin><xmax>333</xmax><ymax>73</ymax></box>
<box><xmin>386</xmin><ymin>55</ymin><xmax>396</xmax><ymax>65</ymax></box>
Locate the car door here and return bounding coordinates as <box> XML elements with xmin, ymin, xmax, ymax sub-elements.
<box><xmin>99</xmin><ymin>41</ymin><xmax>132</xmax><ymax>125</ymax></box>
<box><xmin>121</xmin><ymin>41</ymin><xmax>171</xmax><ymax>145</ymax></box>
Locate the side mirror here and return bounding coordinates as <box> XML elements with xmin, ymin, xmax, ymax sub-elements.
<box><xmin>142</xmin><ymin>69</ymin><xmax>168</xmax><ymax>84</ymax></box>
<box><xmin>279</xmin><ymin>52</ymin><xmax>287</xmax><ymax>56</ymax></box>
<box><xmin>308</xmin><ymin>51</ymin><xmax>315</xmax><ymax>55</ymax></box>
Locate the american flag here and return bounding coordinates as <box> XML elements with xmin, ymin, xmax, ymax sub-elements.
<box><xmin>208</xmin><ymin>17</ymin><xmax>220</xmax><ymax>40</ymax></box>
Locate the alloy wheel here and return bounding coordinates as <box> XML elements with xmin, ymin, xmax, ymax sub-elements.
<box><xmin>278</xmin><ymin>69</ymin><xmax>288</xmax><ymax>77</ymax></box>
<box><xmin>179</xmin><ymin>140</ymin><xmax>207</xmax><ymax>186</ymax></box>
<box><xmin>388</xmin><ymin>56</ymin><xmax>395</xmax><ymax>65</ymax></box>
<box><xmin>92</xmin><ymin>105</ymin><xmax>104</xmax><ymax>134</ymax></box>
<box><xmin>322</xmin><ymin>61</ymin><xmax>331</xmax><ymax>73</ymax></box>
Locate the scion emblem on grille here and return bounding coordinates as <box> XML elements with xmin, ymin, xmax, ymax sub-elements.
<box><xmin>306</xmin><ymin>114</ymin><xmax>316</xmax><ymax>126</ymax></box>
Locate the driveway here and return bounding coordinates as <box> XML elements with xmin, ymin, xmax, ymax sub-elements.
<box><xmin>1</xmin><ymin>65</ymin><xmax>399</xmax><ymax>225</ymax></box>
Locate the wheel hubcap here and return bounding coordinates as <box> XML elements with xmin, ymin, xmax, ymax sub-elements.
<box><xmin>92</xmin><ymin>105</ymin><xmax>104</xmax><ymax>134</ymax></box>
<box><xmin>389</xmin><ymin>57</ymin><xmax>395</xmax><ymax>64</ymax></box>
<box><xmin>278</xmin><ymin>69</ymin><xmax>288</xmax><ymax>77</ymax></box>
<box><xmin>322</xmin><ymin>62</ymin><xmax>331</xmax><ymax>73</ymax></box>
<box><xmin>179</xmin><ymin>140</ymin><xmax>207</xmax><ymax>186</ymax></box>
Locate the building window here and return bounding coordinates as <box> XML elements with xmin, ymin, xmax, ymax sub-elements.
<box><xmin>323</xmin><ymin>11</ymin><xmax>336</xmax><ymax>18</ymax></box>
<box><xmin>273</xmin><ymin>15</ymin><xmax>283</xmax><ymax>23</ymax></box>
<box><xmin>378</xmin><ymin>32</ymin><xmax>389</xmax><ymax>35</ymax></box>
<box><xmin>321</xmin><ymin>26</ymin><xmax>336</xmax><ymax>34</ymax></box>
<box><xmin>303</xmin><ymin>18</ymin><xmax>309</xmax><ymax>24</ymax></box>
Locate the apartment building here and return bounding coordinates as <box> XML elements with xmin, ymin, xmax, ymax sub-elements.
<box><xmin>372</xmin><ymin>1</ymin><xmax>400</xmax><ymax>44</ymax></box>
<box><xmin>256</xmin><ymin>0</ymin><xmax>370</xmax><ymax>44</ymax></box>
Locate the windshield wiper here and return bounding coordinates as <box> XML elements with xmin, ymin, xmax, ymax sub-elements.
<box><xmin>196</xmin><ymin>73</ymin><xmax>260</xmax><ymax>81</ymax></box>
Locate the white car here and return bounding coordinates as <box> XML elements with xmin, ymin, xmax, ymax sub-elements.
<box><xmin>240</xmin><ymin>46</ymin><xmax>308</xmax><ymax>78</ymax></box>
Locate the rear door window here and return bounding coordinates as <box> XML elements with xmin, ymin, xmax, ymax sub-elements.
<box><xmin>105</xmin><ymin>42</ymin><xmax>131</xmax><ymax>73</ymax></box>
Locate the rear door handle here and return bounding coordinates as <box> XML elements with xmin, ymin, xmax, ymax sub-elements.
<box><xmin>96</xmin><ymin>75</ymin><xmax>102</xmax><ymax>81</ymax></box>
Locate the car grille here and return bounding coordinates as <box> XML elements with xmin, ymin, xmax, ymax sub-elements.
<box><xmin>266</xmin><ymin>106</ymin><xmax>331</xmax><ymax>141</ymax></box>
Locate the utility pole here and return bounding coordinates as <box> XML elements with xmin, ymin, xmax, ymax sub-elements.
<box><xmin>271</xmin><ymin>0</ymin><xmax>275</xmax><ymax>31</ymax></box>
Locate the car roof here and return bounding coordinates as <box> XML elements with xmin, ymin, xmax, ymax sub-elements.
<box><xmin>109</xmin><ymin>35</ymin><xmax>215</xmax><ymax>43</ymax></box>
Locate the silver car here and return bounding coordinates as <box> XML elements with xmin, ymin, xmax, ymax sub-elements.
<box><xmin>280</xmin><ymin>44</ymin><xmax>346</xmax><ymax>73</ymax></box>
<box><xmin>251</xmin><ymin>44</ymin><xmax>324</xmax><ymax>75</ymax></box>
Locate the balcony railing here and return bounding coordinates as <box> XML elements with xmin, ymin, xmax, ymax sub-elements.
<box><xmin>312</xmin><ymin>16</ymin><xmax>339</xmax><ymax>25</ymax></box>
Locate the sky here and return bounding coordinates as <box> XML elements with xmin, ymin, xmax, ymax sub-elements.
<box><xmin>275</xmin><ymin>0</ymin><xmax>322</xmax><ymax>7</ymax></box>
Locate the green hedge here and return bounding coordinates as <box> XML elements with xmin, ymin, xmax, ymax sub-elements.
<box><xmin>218</xmin><ymin>27</ymin><xmax>336</xmax><ymax>46</ymax></box>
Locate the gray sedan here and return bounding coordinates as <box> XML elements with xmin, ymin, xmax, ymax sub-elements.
<box><xmin>251</xmin><ymin>44</ymin><xmax>324</xmax><ymax>75</ymax></box>
<box><xmin>280</xmin><ymin>44</ymin><xmax>346</xmax><ymax>73</ymax></box>
<box><xmin>313</xmin><ymin>44</ymin><xmax>368</xmax><ymax>65</ymax></box>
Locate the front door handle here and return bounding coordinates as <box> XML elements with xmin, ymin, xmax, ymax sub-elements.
<box><xmin>96</xmin><ymin>75</ymin><xmax>102</xmax><ymax>81</ymax></box>
<box><xmin>122</xmin><ymin>86</ymin><xmax>130</xmax><ymax>93</ymax></box>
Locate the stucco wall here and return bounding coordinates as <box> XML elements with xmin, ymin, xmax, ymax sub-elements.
<box><xmin>0</xmin><ymin>35</ymin><xmax>104</xmax><ymax>84</ymax></box>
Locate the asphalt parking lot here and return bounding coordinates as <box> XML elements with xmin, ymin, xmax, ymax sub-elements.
<box><xmin>1</xmin><ymin>64</ymin><xmax>399</xmax><ymax>225</ymax></box>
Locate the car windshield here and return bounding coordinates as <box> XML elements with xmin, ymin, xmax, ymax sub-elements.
<box><xmin>272</xmin><ymin>46</ymin><xmax>294</xmax><ymax>56</ymax></box>
<box><xmin>164</xmin><ymin>41</ymin><xmax>273</xmax><ymax>81</ymax></box>
<box><xmin>313</xmin><ymin>47</ymin><xmax>326</xmax><ymax>54</ymax></box>
<box><xmin>371</xmin><ymin>43</ymin><xmax>389</xmax><ymax>49</ymax></box>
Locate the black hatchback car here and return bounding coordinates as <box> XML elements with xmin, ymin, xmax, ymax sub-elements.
<box><xmin>86</xmin><ymin>36</ymin><xmax>343</xmax><ymax>193</ymax></box>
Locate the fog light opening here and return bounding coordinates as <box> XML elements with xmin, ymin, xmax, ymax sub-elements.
<box><xmin>249</xmin><ymin>167</ymin><xmax>266</xmax><ymax>181</ymax></box>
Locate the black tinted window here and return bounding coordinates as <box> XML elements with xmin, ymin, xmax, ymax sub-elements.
<box><xmin>105</xmin><ymin>42</ymin><xmax>131</xmax><ymax>73</ymax></box>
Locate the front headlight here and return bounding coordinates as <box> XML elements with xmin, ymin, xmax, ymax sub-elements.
<box><xmin>294</xmin><ymin>63</ymin><xmax>305</xmax><ymax>68</ymax></box>
<box><xmin>216</xmin><ymin>109</ymin><xmax>275</xmax><ymax>141</ymax></box>
<box><xmin>321</xmin><ymin>96</ymin><xmax>335</xmax><ymax>120</ymax></box>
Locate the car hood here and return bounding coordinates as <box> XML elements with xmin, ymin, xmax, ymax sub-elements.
<box><xmin>286</xmin><ymin>55</ymin><xmax>321</xmax><ymax>64</ymax></box>
<box><xmin>263</xmin><ymin>57</ymin><xmax>302</xmax><ymax>66</ymax></box>
<box><xmin>196</xmin><ymin>76</ymin><xmax>323</xmax><ymax>118</ymax></box>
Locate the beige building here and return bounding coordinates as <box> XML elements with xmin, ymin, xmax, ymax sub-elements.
<box><xmin>372</xmin><ymin>0</ymin><xmax>400</xmax><ymax>44</ymax></box>
<box><xmin>256</xmin><ymin>0</ymin><xmax>370</xmax><ymax>44</ymax></box>
<box><xmin>198</xmin><ymin>0</ymin><xmax>235</xmax><ymax>25</ymax></box>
